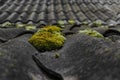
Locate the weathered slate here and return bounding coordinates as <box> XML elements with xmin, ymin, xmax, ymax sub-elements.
<box><xmin>35</xmin><ymin>34</ymin><xmax>120</xmax><ymax>80</ymax></box>
<box><xmin>0</xmin><ymin>34</ymin><xmax>52</xmax><ymax>80</ymax></box>
<box><xmin>0</xmin><ymin>28</ymin><xmax>35</xmax><ymax>42</ymax></box>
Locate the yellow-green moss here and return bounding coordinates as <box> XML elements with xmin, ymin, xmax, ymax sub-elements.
<box><xmin>58</xmin><ymin>20</ymin><xmax>65</xmax><ymax>25</ymax></box>
<box><xmin>58</xmin><ymin>20</ymin><xmax>65</xmax><ymax>28</ymax></box>
<box><xmin>68</xmin><ymin>20</ymin><xmax>75</xmax><ymax>24</ymax></box>
<box><xmin>2</xmin><ymin>22</ymin><xmax>15</xmax><ymax>27</ymax></box>
<box><xmin>16</xmin><ymin>24</ymin><xmax>36</xmax><ymax>30</ymax></box>
<box><xmin>38</xmin><ymin>25</ymin><xmax>62</xmax><ymax>33</ymax></box>
<box><xmin>79</xmin><ymin>29</ymin><xmax>104</xmax><ymax>38</ymax></box>
<box><xmin>54</xmin><ymin>53</ymin><xmax>60</xmax><ymax>58</ymax></box>
<box><xmin>16</xmin><ymin>23</ymin><xmax>25</xmax><ymax>28</ymax></box>
<box><xmin>91</xmin><ymin>21</ymin><xmax>102</xmax><ymax>27</ymax></box>
<box><xmin>29</xmin><ymin>26</ymin><xmax>66</xmax><ymax>51</ymax></box>
<box><xmin>25</xmin><ymin>25</ymin><xmax>36</xmax><ymax>30</ymax></box>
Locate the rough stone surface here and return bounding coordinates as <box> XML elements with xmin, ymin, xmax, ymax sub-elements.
<box><xmin>35</xmin><ymin>34</ymin><xmax>120</xmax><ymax>80</ymax></box>
<box><xmin>1</xmin><ymin>0</ymin><xmax>120</xmax><ymax>80</ymax></box>
<box><xmin>0</xmin><ymin>34</ymin><xmax>53</xmax><ymax>80</ymax></box>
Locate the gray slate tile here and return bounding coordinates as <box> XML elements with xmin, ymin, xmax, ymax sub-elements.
<box><xmin>0</xmin><ymin>0</ymin><xmax>120</xmax><ymax>25</ymax></box>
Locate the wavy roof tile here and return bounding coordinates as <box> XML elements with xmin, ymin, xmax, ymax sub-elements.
<box><xmin>0</xmin><ymin>0</ymin><xmax>120</xmax><ymax>26</ymax></box>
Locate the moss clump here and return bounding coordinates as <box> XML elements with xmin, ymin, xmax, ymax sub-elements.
<box><xmin>68</xmin><ymin>20</ymin><xmax>75</xmax><ymax>24</ymax></box>
<box><xmin>29</xmin><ymin>26</ymin><xmax>66</xmax><ymax>51</ymax></box>
<box><xmin>1</xmin><ymin>22</ymin><xmax>15</xmax><ymax>27</ymax></box>
<box><xmin>25</xmin><ymin>25</ymin><xmax>36</xmax><ymax>30</ymax></box>
<box><xmin>90</xmin><ymin>21</ymin><xmax>102</xmax><ymax>27</ymax></box>
<box><xmin>82</xmin><ymin>22</ymin><xmax>89</xmax><ymax>25</ymax></box>
<box><xmin>16</xmin><ymin>24</ymin><xmax>36</xmax><ymax>30</ymax></box>
<box><xmin>79</xmin><ymin>29</ymin><xmax>104</xmax><ymax>38</ymax></box>
<box><xmin>58</xmin><ymin>20</ymin><xmax>65</xmax><ymax>28</ymax></box>
<box><xmin>54</xmin><ymin>53</ymin><xmax>60</xmax><ymax>58</ymax></box>
<box><xmin>16</xmin><ymin>23</ymin><xmax>25</xmax><ymax>28</ymax></box>
<box><xmin>0</xmin><ymin>22</ymin><xmax>37</xmax><ymax>30</ymax></box>
<box><xmin>38</xmin><ymin>25</ymin><xmax>62</xmax><ymax>33</ymax></box>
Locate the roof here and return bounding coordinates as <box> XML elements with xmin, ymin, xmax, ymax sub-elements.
<box><xmin>1</xmin><ymin>0</ymin><xmax>120</xmax><ymax>80</ymax></box>
<box><xmin>0</xmin><ymin>0</ymin><xmax>120</xmax><ymax>26</ymax></box>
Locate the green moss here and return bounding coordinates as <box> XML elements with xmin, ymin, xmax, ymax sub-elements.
<box><xmin>0</xmin><ymin>22</ymin><xmax>36</xmax><ymax>30</ymax></box>
<box><xmin>16</xmin><ymin>23</ymin><xmax>26</xmax><ymax>28</ymax></box>
<box><xmin>79</xmin><ymin>29</ymin><xmax>104</xmax><ymax>38</ymax></box>
<box><xmin>68</xmin><ymin>20</ymin><xmax>75</xmax><ymax>24</ymax></box>
<box><xmin>2</xmin><ymin>22</ymin><xmax>15</xmax><ymax>27</ymax></box>
<box><xmin>25</xmin><ymin>25</ymin><xmax>36</xmax><ymax>30</ymax></box>
<box><xmin>38</xmin><ymin>25</ymin><xmax>62</xmax><ymax>33</ymax></box>
<box><xmin>29</xmin><ymin>26</ymin><xmax>66</xmax><ymax>51</ymax></box>
<box><xmin>82</xmin><ymin>22</ymin><xmax>89</xmax><ymax>25</ymax></box>
<box><xmin>91</xmin><ymin>21</ymin><xmax>102</xmax><ymax>27</ymax></box>
<box><xmin>54</xmin><ymin>53</ymin><xmax>60</xmax><ymax>58</ymax></box>
<box><xmin>16</xmin><ymin>24</ymin><xmax>36</xmax><ymax>30</ymax></box>
<box><xmin>58</xmin><ymin>20</ymin><xmax>65</xmax><ymax>25</ymax></box>
<box><xmin>58</xmin><ymin>20</ymin><xmax>65</xmax><ymax>28</ymax></box>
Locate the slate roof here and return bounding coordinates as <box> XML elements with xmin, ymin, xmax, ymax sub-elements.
<box><xmin>1</xmin><ymin>0</ymin><xmax>120</xmax><ymax>80</ymax></box>
<box><xmin>0</xmin><ymin>0</ymin><xmax>120</xmax><ymax>26</ymax></box>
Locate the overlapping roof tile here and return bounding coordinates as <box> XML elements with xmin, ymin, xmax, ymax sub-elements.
<box><xmin>0</xmin><ymin>0</ymin><xmax>120</xmax><ymax>26</ymax></box>
<box><xmin>1</xmin><ymin>1</ymin><xmax>120</xmax><ymax>80</ymax></box>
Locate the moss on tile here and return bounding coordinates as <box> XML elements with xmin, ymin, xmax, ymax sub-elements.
<box><xmin>16</xmin><ymin>23</ymin><xmax>26</xmax><ymax>28</ymax></box>
<box><xmin>1</xmin><ymin>22</ymin><xmax>15</xmax><ymax>27</ymax></box>
<box><xmin>54</xmin><ymin>53</ymin><xmax>60</xmax><ymax>58</ymax></box>
<box><xmin>38</xmin><ymin>25</ymin><xmax>62</xmax><ymax>33</ymax></box>
<box><xmin>0</xmin><ymin>22</ymin><xmax>36</xmax><ymax>31</ymax></box>
<box><xmin>29</xmin><ymin>25</ymin><xmax>66</xmax><ymax>51</ymax></box>
<box><xmin>68</xmin><ymin>20</ymin><xmax>75</xmax><ymax>24</ymax></box>
<box><xmin>25</xmin><ymin>25</ymin><xmax>36</xmax><ymax>30</ymax></box>
<box><xmin>58</xmin><ymin>20</ymin><xmax>65</xmax><ymax>27</ymax></box>
<box><xmin>79</xmin><ymin>29</ymin><xmax>104</xmax><ymax>38</ymax></box>
<box><xmin>90</xmin><ymin>21</ymin><xmax>102</xmax><ymax>27</ymax></box>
